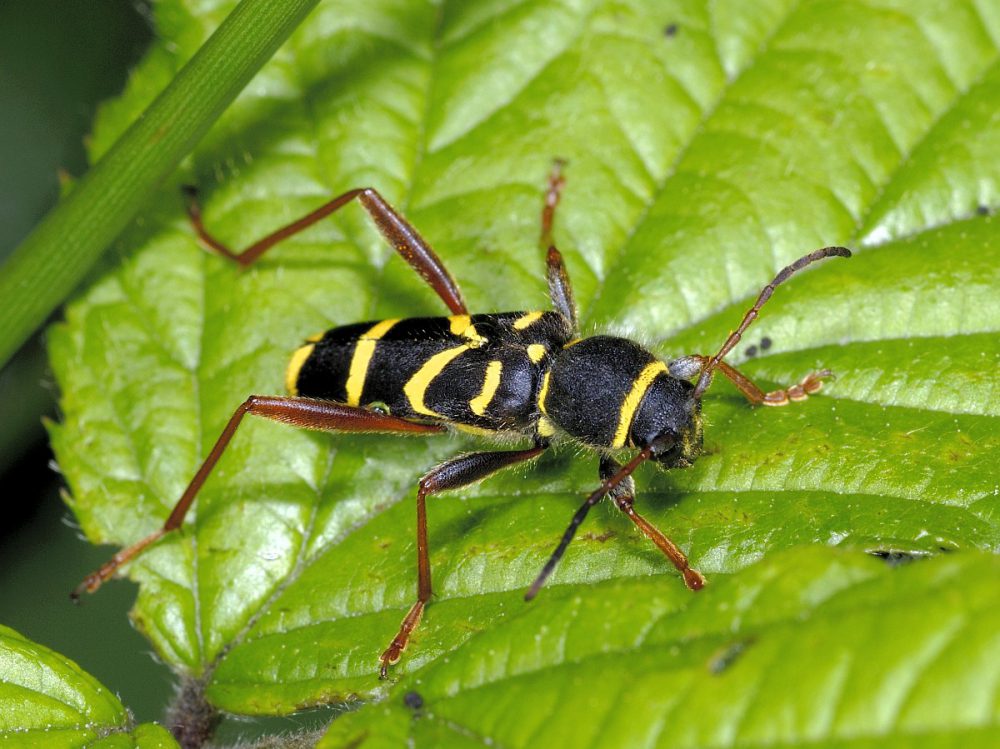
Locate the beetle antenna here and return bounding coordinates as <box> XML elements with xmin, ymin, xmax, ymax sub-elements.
<box><xmin>693</xmin><ymin>246</ymin><xmax>851</xmax><ymax>399</ymax></box>
<box><xmin>525</xmin><ymin>446</ymin><xmax>653</xmax><ymax>600</ymax></box>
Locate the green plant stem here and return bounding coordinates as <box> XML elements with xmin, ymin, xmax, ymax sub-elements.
<box><xmin>0</xmin><ymin>0</ymin><xmax>321</xmax><ymax>368</ymax></box>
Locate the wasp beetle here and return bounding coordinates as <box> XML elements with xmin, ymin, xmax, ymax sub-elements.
<box><xmin>75</xmin><ymin>163</ymin><xmax>850</xmax><ymax>677</ymax></box>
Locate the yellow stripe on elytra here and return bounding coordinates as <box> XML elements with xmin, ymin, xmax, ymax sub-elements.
<box><xmin>285</xmin><ymin>343</ymin><xmax>316</xmax><ymax>396</ymax></box>
<box><xmin>611</xmin><ymin>361</ymin><xmax>668</xmax><ymax>448</ymax></box>
<box><xmin>470</xmin><ymin>360</ymin><xmax>503</xmax><ymax>416</ymax></box>
<box><xmin>345</xmin><ymin>318</ymin><xmax>399</xmax><ymax>406</ymax></box>
<box><xmin>404</xmin><ymin>344</ymin><xmax>470</xmax><ymax>417</ymax></box>
<box><xmin>537</xmin><ymin>369</ymin><xmax>552</xmax><ymax>415</ymax></box>
<box><xmin>513</xmin><ymin>311</ymin><xmax>544</xmax><ymax>330</ymax></box>
<box><xmin>527</xmin><ymin>344</ymin><xmax>546</xmax><ymax>363</ymax></box>
<box><xmin>449</xmin><ymin>315</ymin><xmax>486</xmax><ymax>346</ymax></box>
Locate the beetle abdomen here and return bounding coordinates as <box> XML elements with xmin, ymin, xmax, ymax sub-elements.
<box><xmin>288</xmin><ymin>311</ymin><xmax>572</xmax><ymax>432</ymax></box>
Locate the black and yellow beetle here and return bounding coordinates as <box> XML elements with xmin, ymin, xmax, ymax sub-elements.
<box><xmin>75</xmin><ymin>163</ymin><xmax>850</xmax><ymax>677</ymax></box>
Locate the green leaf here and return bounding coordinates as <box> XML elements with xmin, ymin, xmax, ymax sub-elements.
<box><xmin>316</xmin><ymin>548</ymin><xmax>1000</xmax><ymax>748</ymax></box>
<box><xmin>0</xmin><ymin>625</ymin><xmax>177</xmax><ymax>747</ymax></box>
<box><xmin>50</xmin><ymin>0</ymin><xmax>1000</xmax><ymax>743</ymax></box>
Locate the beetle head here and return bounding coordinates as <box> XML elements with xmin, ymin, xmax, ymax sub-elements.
<box><xmin>629</xmin><ymin>375</ymin><xmax>703</xmax><ymax>469</ymax></box>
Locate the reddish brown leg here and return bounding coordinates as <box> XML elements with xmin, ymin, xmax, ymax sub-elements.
<box><xmin>672</xmin><ymin>355</ymin><xmax>832</xmax><ymax>407</ymax></box>
<box><xmin>379</xmin><ymin>443</ymin><xmax>548</xmax><ymax>678</ymax></box>
<box><xmin>183</xmin><ymin>185</ymin><xmax>468</xmax><ymax>315</ymax></box>
<box><xmin>539</xmin><ymin>160</ymin><xmax>578</xmax><ymax>330</ymax></box>
<box><xmin>715</xmin><ymin>361</ymin><xmax>831</xmax><ymax>406</ymax></box>
<box><xmin>72</xmin><ymin>397</ymin><xmax>446</xmax><ymax>599</ymax></box>
<box><xmin>600</xmin><ymin>456</ymin><xmax>704</xmax><ymax>590</ymax></box>
<box><xmin>526</xmin><ymin>446</ymin><xmax>654</xmax><ymax>601</ymax></box>
<box><xmin>540</xmin><ymin>159</ymin><xmax>565</xmax><ymax>249</ymax></box>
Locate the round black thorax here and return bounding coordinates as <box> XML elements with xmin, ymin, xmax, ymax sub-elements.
<box><xmin>543</xmin><ymin>336</ymin><xmax>693</xmax><ymax>449</ymax></box>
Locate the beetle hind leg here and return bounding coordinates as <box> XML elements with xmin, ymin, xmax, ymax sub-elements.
<box><xmin>72</xmin><ymin>398</ymin><xmax>447</xmax><ymax>599</ymax></box>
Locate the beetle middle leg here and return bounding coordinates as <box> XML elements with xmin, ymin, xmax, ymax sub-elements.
<box><xmin>380</xmin><ymin>442</ymin><xmax>548</xmax><ymax>678</ymax></box>
<box><xmin>183</xmin><ymin>185</ymin><xmax>468</xmax><ymax>315</ymax></box>
<box><xmin>526</xmin><ymin>447</ymin><xmax>655</xmax><ymax>600</ymax></box>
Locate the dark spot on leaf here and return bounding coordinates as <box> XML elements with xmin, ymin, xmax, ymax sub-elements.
<box><xmin>868</xmin><ymin>549</ymin><xmax>931</xmax><ymax>567</ymax></box>
<box><xmin>708</xmin><ymin>637</ymin><xmax>754</xmax><ymax>674</ymax></box>
<box><xmin>404</xmin><ymin>690</ymin><xmax>424</xmax><ymax>711</ymax></box>
<box><xmin>664</xmin><ymin>23</ymin><xmax>678</xmax><ymax>37</ymax></box>
<box><xmin>976</xmin><ymin>204</ymin><xmax>990</xmax><ymax>216</ymax></box>
<box><xmin>760</xmin><ymin>336</ymin><xmax>772</xmax><ymax>350</ymax></box>
<box><xmin>745</xmin><ymin>345</ymin><xmax>758</xmax><ymax>358</ymax></box>
<box><xmin>582</xmin><ymin>530</ymin><xmax>616</xmax><ymax>543</ymax></box>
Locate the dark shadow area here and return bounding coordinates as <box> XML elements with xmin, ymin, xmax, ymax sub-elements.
<box><xmin>0</xmin><ymin>0</ymin><xmax>166</xmax><ymax>723</ymax></box>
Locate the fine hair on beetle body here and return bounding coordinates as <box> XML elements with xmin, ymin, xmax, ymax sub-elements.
<box><xmin>75</xmin><ymin>162</ymin><xmax>850</xmax><ymax>678</ymax></box>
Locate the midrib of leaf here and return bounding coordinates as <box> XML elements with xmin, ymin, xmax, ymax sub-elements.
<box><xmin>581</xmin><ymin>0</ymin><xmax>805</xmax><ymax>323</ymax></box>
<box><xmin>188</xmin><ymin>1</ymin><xmax>451</xmax><ymax>674</ymax></box>
<box><xmin>190</xmin><ymin>251</ymin><xmax>210</xmax><ymax>675</ymax></box>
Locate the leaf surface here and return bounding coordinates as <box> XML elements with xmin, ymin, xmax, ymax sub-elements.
<box><xmin>50</xmin><ymin>0</ymin><xmax>1000</xmax><ymax>743</ymax></box>
<box><xmin>0</xmin><ymin>625</ymin><xmax>177</xmax><ymax>748</ymax></box>
<box><xmin>316</xmin><ymin>548</ymin><xmax>1000</xmax><ymax>748</ymax></box>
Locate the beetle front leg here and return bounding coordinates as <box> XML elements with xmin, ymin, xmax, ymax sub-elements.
<box><xmin>669</xmin><ymin>355</ymin><xmax>832</xmax><ymax>406</ymax></box>
<box><xmin>599</xmin><ymin>456</ymin><xmax>704</xmax><ymax>591</ymax></box>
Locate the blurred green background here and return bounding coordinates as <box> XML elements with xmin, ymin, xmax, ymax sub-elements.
<box><xmin>0</xmin><ymin>0</ymin><xmax>168</xmax><ymax>721</ymax></box>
